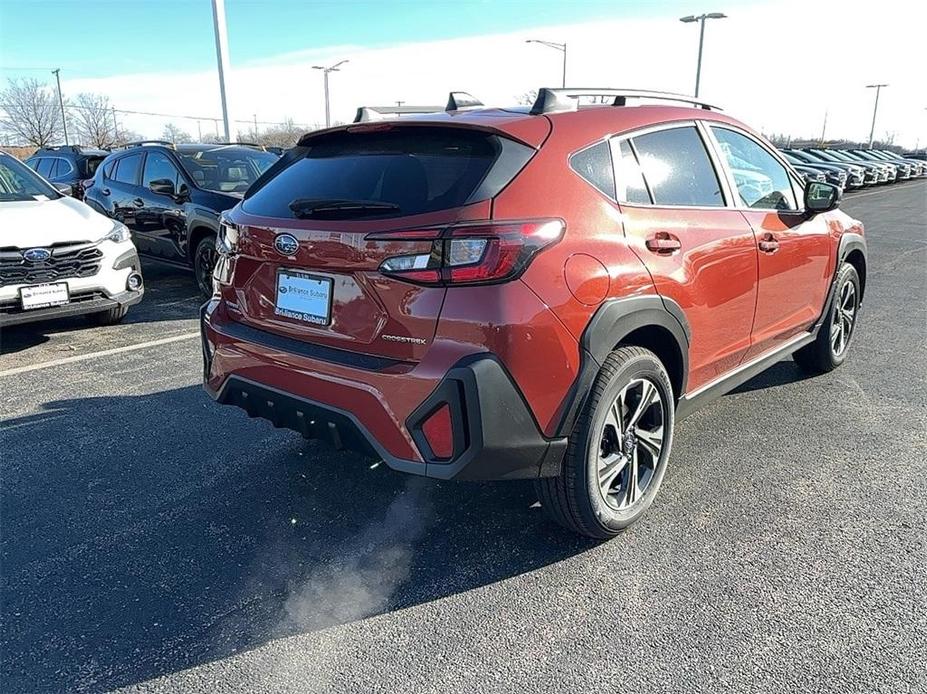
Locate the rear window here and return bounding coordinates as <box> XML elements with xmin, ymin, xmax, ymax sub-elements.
<box><xmin>83</xmin><ymin>156</ymin><xmax>105</xmax><ymax>177</ymax></box>
<box><xmin>242</xmin><ymin>127</ymin><xmax>534</xmax><ymax>219</ymax></box>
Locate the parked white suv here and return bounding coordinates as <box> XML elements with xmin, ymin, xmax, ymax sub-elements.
<box><xmin>0</xmin><ymin>151</ymin><xmax>143</xmax><ymax>328</ymax></box>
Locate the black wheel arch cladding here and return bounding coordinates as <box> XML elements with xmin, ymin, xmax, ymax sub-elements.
<box><xmin>553</xmin><ymin>295</ymin><xmax>690</xmax><ymax>438</ymax></box>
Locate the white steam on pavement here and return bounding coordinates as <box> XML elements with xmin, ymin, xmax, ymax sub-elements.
<box><xmin>278</xmin><ymin>477</ymin><xmax>434</xmax><ymax>633</ymax></box>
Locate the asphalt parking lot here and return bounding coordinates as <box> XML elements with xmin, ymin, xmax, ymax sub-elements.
<box><xmin>1</xmin><ymin>180</ymin><xmax>925</xmax><ymax>694</ymax></box>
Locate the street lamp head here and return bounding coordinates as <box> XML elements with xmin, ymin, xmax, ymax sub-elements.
<box><xmin>865</xmin><ymin>83</ymin><xmax>889</xmax><ymax>88</ymax></box>
<box><xmin>679</xmin><ymin>15</ymin><xmax>698</xmax><ymax>22</ymax></box>
<box><xmin>706</xmin><ymin>12</ymin><xmax>727</xmax><ymax>19</ymax></box>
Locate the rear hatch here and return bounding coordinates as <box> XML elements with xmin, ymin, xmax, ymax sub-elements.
<box><xmin>224</xmin><ymin>124</ymin><xmax>537</xmax><ymax>362</ymax></box>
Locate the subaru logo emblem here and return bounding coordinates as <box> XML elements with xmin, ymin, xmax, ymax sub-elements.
<box><xmin>274</xmin><ymin>234</ymin><xmax>299</xmax><ymax>256</ymax></box>
<box><xmin>23</xmin><ymin>248</ymin><xmax>51</xmax><ymax>262</ymax></box>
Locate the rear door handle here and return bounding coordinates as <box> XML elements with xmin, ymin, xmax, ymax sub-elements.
<box><xmin>758</xmin><ymin>234</ymin><xmax>779</xmax><ymax>253</ymax></box>
<box><xmin>133</xmin><ymin>198</ymin><xmax>145</xmax><ymax>207</ymax></box>
<box><xmin>100</xmin><ymin>187</ymin><xmax>110</xmax><ymax>196</ymax></box>
<box><xmin>645</xmin><ymin>232</ymin><xmax>682</xmax><ymax>254</ymax></box>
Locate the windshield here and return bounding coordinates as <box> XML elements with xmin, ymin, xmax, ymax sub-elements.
<box><xmin>176</xmin><ymin>146</ymin><xmax>277</xmax><ymax>195</ymax></box>
<box><xmin>0</xmin><ymin>155</ymin><xmax>61</xmax><ymax>202</ymax></box>
<box><xmin>812</xmin><ymin>150</ymin><xmax>846</xmax><ymax>163</ymax></box>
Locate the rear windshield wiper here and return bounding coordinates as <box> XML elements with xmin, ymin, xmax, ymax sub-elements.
<box><xmin>288</xmin><ymin>198</ymin><xmax>401</xmax><ymax>219</ymax></box>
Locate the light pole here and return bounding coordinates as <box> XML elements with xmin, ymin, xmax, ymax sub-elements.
<box><xmin>866</xmin><ymin>83</ymin><xmax>888</xmax><ymax>149</ymax></box>
<box><xmin>210</xmin><ymin>0</ymin><xmax>232</xmax><ymax>142</ymax></box>
<box><xmin>313</xmin><ymin>60</ymin><xmax>349</xmax><ymax>128</ymax></box>
<box><xmin>679</xmin><ymin>13</ymin><xmax>727</xmax><ymax>98</ymax></box>
<box><xmin>526</xmin><ymin>39</ymin><xmax>567</xmax><ymax>88</ymax></box>
<box><xmin>51</xmin><ymin>68</ymin><xmax>68</xmax><ymax>145</ymax></box>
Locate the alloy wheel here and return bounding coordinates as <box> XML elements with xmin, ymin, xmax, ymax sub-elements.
<box><xmin>196</xmin><ymin>241</ymin><xmax>217</xmax><ymax>296</ymax></box>
<box><xmin>831</xmin><ymin>280</ymin><xmax>857</xmax><ymax>357</ymax></box>
<box><xmin>596</xmin><ymin>378</ymin><xmax>667</xmax><ymax>511</ymax></box>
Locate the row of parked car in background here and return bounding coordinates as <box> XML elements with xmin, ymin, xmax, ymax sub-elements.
<box><xmin>2</xmin><ymin>109</ymin><xmax>925</xmax><ymax>331</ymax></box>
<box><xmin>780</xmin><ymin>146</ymin><xmax>926</xmax><ymax>190</ymax></box>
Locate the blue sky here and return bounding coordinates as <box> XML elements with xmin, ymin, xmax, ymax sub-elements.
<box><xmin>1</xmin><ymin>0</ymin><xmax>755</xmax><ymax>78</ymax></box>
<box><xmin>1</xmin><ymin>0</ymin><xmax>923</xmax><ymax>146</ymax></box>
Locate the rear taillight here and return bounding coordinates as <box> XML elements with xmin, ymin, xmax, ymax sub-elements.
<box><xmin>420</xmin><ymin>403</ymin><xmax>454</xmax><ymax>459</ymax></box>
<box><xmin>368</xmin><ymin>219</ymin><xmax>564</xmax><ymax>286</ymax></box>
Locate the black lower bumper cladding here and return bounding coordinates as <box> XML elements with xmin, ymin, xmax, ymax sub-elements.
<box><xmin>204</xmin><ymin>335</ymin><xmax>566</xmax><ymax>481</ymax></box>
<box><xmin>0</xmin><ymin>289</ymin><xmax>143</xmax><ymax>327</ymax></box>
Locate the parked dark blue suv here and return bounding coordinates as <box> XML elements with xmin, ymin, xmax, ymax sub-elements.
<box><xmin>25</xmin><ymin>145</ymin><xmax>108</xmax><ymax>199</ymax></box>
<box><xmin>83</xmin><ymin>141</ymin><xmax>278</xmax><ymax>295</ymax></box>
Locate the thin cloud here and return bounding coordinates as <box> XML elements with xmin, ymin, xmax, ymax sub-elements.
<box><xmin>62</xmin><ymin>0</ymin><xmax>926</xmax><ymax>146</ymax></box>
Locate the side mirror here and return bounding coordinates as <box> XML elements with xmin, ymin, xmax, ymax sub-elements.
<box><xmin>53</xmin><ymin>181</ymin><xmax>74</xmax><ymax>196</ymax></box>
<box><xmin>149</xmin><ymin>178</ymin><xmax>176</xmax><ymax>197</ymax></box>
<box><xmin>804</xmin><ymin>181</ymin><xmax>840</xmax><ymax>213</ymax></box>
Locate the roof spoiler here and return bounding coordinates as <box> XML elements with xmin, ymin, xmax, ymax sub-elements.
<box><xmin>529</xmin><ymin>88</ymin><xmax>722</xmax><ymax>115</ymax></box>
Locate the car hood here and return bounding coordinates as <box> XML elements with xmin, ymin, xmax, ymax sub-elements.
<box><xmin>0</xmin><ymin>195</ymin><xmax>114</xmax><ymax>247</ymax></box>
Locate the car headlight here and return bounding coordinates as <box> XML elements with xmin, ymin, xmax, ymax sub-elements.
<box><xmin>99</xmin><ymin>221</ymin><xmax>131</xmax><ymax>244</ymax></box>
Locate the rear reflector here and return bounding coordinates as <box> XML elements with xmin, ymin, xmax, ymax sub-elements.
<box><xmin>367</xmin><ymin>219</ymin><xmax>564</xmax><ymax>286</ymax></box>
<box><xmin>420</xmin><ymin>403</ymin><xmax>454</xmax><ymax>459</ymax></box>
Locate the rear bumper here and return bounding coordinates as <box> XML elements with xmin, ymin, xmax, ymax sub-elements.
<box><xmin>201</xmin><ymin>301</ymin><xmax>566</xmax><ymax>481</ymax></box>
<box><xmin>0</xmin><ymin>288</ymin><xmax>143</xmax><ymax>327</ymax></box>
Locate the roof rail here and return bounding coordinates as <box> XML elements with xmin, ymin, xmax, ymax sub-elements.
<box><xmin>446</xmin><ymin>91</ymin><xmax>483</xmax><ymax>111</ymax></box>
<box><xmin>120</xmin><ymin>140</ymin><xmax>175</xmax><ymax>149</ymax></box>
<box><xmin>220</xmin><ymin>142</ymin><xmax>268</xmax><ymax>151</ymax></box>
<box><xmin>40</xmin><ymin>144</ymin><xmax>83</xmax><ymax>153</ymax></box>
<box><xmin>353</xmin><ymin>105</ymin><xmax>444</xmax><ymax>123</ymax></box>
<box><xmin>529</xmin><ymin>88</ymin><xmax>722</xmax><ymax>115</ymax></box>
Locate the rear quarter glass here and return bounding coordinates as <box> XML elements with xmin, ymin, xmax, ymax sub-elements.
<box><xmin>240</xmin><ymin>126</ymin><xmax>535</xmax><ymax>220</ymax></box>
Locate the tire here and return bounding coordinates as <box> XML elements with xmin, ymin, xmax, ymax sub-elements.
<box><xmin>535</xmin><ymin>346</ymin><xmax>675</xmax><ymax>539</ymax></box>
<box><xmin>794</xmin><ymin>262</ymin><xmax>860</xmax><ymax>374</ymax></box>
<box><xmin>193</xmin><ymin>235</ymin><xmax>218</xmax><ymax>298</ymax></box>
<box><xmin>85</xmin><ymin>305</ymin><xmax>129</xmax><ymax>326</ymax></box>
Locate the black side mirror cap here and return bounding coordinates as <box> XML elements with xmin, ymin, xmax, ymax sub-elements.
<box><xmin>804</xmin><ymin>181</ymin><xmax>840</xmax><ymax>213</ymax></box>
<box><xmin>149</xmin><ymin>178</ymin><xmax>176</xmax><ymax>196</ymax></box>
<box><xmin>53</xmin><ymin>181</ymin><xmax>74</xmax><ymax>196</ymax></box>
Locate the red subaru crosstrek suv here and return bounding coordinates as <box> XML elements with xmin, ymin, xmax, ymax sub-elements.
<box><xmin>201</xmin><ymin>89</ymin><xmax>866</xmax><ymax>538</ymax></box>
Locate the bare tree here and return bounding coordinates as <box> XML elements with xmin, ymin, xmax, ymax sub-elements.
<box><xmin>161</xmin><ymin>123</ymin><xmax>192</xmax><ymax>144</ymax></box>
<box><xmin>517</xmin><ymin>90</ymin><xmax>539</xmax><ymax>106</ymax></box>
<box><xmin>114</xmin><ymin>128</ymin><xmax>144</xmax><ymax>147</ymax></box>
<box><xmin>70</xmin><ymin>93</ymin><xmax>118</xmax><ymax>148</ymax></box>
<box><xmin>254</xmin><ymin>119</ymin><xmax>305</xmax><ymax>148</ymax></box>
<box><xmin>0</xmin><ymin>78</ymin><xmax>64</xmax><ymax>147</ymax></box>
<box><xmin>200</xmin><ymin>132</ymin><xmax>227</xmax><ymax>144</ymax></box>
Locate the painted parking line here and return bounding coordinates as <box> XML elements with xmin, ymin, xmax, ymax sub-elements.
<box><xmin>0</xmin><ymin>332</ymin><xmax>200</xmax><ymax>378</ymax></box>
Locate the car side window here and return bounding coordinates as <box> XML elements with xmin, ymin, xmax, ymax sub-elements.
<box><xmin>631</xmin><ymin>126</ymin><xmax>724</xmax><ymax>207</ymax></box>
<box><xmin>35</xmin><ymin>158</ymin><xmax>55</xmax><ymax>177</ymax></box>
<box><xmin>610</xmin><ymin>139</ymin><xmax>651</xmax><ymax>205</ymax></box>
<box><xmin>570</xmin><ymin>141</ymin><xmax>615</xmax><ymax>199</ymax></box>
<box><xmin>142</xmin><ymin>151</ymin><xmax>181</xmax><ymax>188</ymax></box>
<box><xmin>58</xmin><ymin>159</ymin><xmax>74</xmax><ymax>176</ymax></box>
<box><xmin>114</xmin><ymin>153</ymin><xmax>142</xmax><ymax>185</ymax></box>
<box><xmin>103</xmin><ymin>159</ymin><xmax>117</xmax><ymax>180</ymax></box>
<box><xmin>711</xmin><ymin>127</ymin><xmax>797</xmax><ymax>211</ymax></box>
